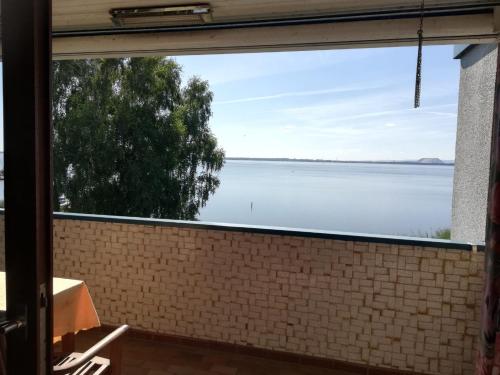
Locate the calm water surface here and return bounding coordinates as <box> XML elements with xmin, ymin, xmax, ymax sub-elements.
<box><xmin>0</xmin><ymin>160</ymin><xmax>452</xmax><ymax>237</ymax></box>
<box><xmin>198</xmin><ymin>160</ymin><xmax>454</xmax><ymax>236</ymax></box>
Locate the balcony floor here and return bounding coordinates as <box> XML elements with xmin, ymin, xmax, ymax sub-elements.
<box><xmin>75</xmin><ymin>329</ymin><xmax>359</xmax><ymax>375</ymax></box>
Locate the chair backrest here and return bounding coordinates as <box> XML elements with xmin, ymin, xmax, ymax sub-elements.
<box><xmin>53</xmin><ymin>325</ymin><xmax>129</xmax><ymax>374</ymax></box>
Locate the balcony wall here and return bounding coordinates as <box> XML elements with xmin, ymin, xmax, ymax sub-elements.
<box><xmin>0</xmin><ymin>213</ymin><xmax>485</xmax><ymax>374</ymax></box>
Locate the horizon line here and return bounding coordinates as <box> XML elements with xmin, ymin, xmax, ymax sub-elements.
<box><xmin>225</xmin><ymin>156</ymin><xmax>455</xmax><ymax>165</ymax></box>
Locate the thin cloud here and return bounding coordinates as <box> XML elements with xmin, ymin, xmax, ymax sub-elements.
<box><xmin>183</xmin><ymin>46</ymin><xmax>460</xmax><ymax>160</ymax></box>
<box><xmin>177</xmin><ymin>48</ymin><xmax>384</xmax><ymax>85</ymax></box>
<box><xmin>214</xmin><ymin>85</ymin><xmax>384</xmax><ymax>105</ymax></box>
<box><xmin>422</xmin><ymin>111</ymin><xmax>457</xmax><ymax>118</ymax></box>
<box><xmin>276</xmin><ymin>89</ymin><xmax>458</xmax><ymax>128</ymax></box>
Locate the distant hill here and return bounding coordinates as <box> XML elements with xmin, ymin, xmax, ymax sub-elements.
<box><xmin>226</xmin><ymin>157</ymin><xmax>454</xmax><ymax>166</ymax></box>
<box><xmin>417</xmin><ymin>158</ymin><xmax>445</xmax><ymax>164</ymax></box>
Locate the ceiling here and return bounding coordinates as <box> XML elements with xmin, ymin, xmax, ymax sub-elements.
<box><xmin>31</xmin><ymin>0</ymin><xmax>499</xmax><ymax>58</ymax></box>
<box><xmin>52</xmin><ymin>0</ymin><xmax>500</xmax><ymax>31</ymax></box>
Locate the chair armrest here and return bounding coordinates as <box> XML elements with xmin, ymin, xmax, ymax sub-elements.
<box><xmin>53</xmin><ymin>325</ymin><xmax>129</xmax><ymax>374</ymax></box>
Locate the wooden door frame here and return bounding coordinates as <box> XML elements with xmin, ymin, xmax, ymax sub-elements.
<box><xmin>1</xmin><ymin>0</ymin><xmax>54</xmax><ymax>373</ymax></box>
<box><xmin>3</xmin><ymin>1</ymin><xmax>500</xmax><ymax>374</ymax></box>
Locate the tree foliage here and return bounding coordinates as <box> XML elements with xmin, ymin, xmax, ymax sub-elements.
<box><xmin>53</xmin><ymin>57</ymin><xmax>224</xmax><ymax>219</ymax></box>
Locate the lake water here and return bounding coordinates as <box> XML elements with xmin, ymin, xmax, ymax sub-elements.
<box><xmin>0</xmin><ymin>160</ymin><xmax>453</xmax><ymax>237</ymax></box>
<box><xmin>198</xmin><ymin>160</ymin><xmax>454</xmax><ymax>236</ymax></box>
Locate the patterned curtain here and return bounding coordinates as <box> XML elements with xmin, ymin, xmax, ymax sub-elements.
<box><xmin>476</xmin><ymin>45</ymin><xmax>500</xmax><ymax>375</ymax></box>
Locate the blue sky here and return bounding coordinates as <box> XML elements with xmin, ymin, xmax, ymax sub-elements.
<box><xmin>177</xmin><ymin>45</ymin><xmax>460</xmax><ymax>161</ymax></box>
<box><xmin>0</xmin><ymin>45</ymin><xmax>460</xmax><ymax>160</ymax></box>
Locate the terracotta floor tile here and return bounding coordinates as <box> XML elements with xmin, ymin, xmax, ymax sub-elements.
<box><xmin>210</xmin><ymin>365</ymin><xmax>238</xmax><ymax>375</ymax></box>
<box><xmin>74</xmin><ymin>330</ymin><xmax>361</xmax><ymax>375</ymax></box>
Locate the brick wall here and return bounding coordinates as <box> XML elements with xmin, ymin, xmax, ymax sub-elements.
<box><xmin>0</xmin><ymin>215</ymin><xmax>485</xmax><ymax>374</ymax></box>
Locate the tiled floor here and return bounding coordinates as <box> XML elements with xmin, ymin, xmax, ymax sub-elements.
<box><xmin>73</xmin><ymin>329</ymin><xmax>359</xmax><ymax>375</ymax></box>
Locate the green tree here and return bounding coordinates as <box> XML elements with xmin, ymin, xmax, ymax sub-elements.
<box><xmin>53</xmin><ymin>57</ymin><xmax>224</xmax><ymax>219</ymax></box>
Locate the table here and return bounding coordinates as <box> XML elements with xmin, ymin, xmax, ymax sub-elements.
<box><xmin>0</xmin><ymin>272</ymin><xmax>101</xmax><ymax>350</ymax></box>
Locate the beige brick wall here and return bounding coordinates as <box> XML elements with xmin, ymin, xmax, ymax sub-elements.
<box><xmin>0</xmin><ymin>216</ymin><xmax>485</xmax><ymax>374</ymax></box>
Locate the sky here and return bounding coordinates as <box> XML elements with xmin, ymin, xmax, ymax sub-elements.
<box><xmin>0</xmin><ymin>45</ymin><xmax>460</xmax><ymax>160</ymax></box>
<box><xmin>176</xmin><ymin>45</ymin><xmax>460</xmax><ymax>161</ymax></box>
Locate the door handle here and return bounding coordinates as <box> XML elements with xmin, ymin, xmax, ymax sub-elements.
<box><xmin>0</xmin><ymin>319</ymin><xmax>25</xmax><ymax>375</ymax></box>
<box><xmin>0</xmin><ymin>320</ymin><xmax>25</xmax><ymax>335</ymax></box>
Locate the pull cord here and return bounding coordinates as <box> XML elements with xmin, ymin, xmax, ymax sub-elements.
<box><xmin>414</xmin><ymin>0</ymin><xmax>425</xmax><ymax>108</ymax></box>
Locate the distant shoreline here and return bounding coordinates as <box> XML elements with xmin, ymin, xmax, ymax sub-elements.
<box><xmin>226</xmin><ymin>157</ymin><xmax>454</xmax><ymax>166</ymax></box>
